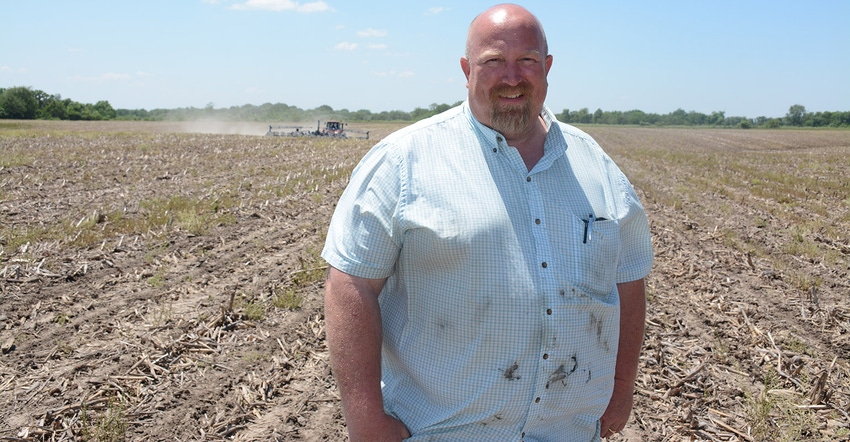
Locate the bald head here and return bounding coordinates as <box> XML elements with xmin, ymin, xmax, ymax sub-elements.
<box><xmin>460</xmin><ymin>4</ymin><xmax>552</xmax><ymax>142</ymax></box>
<box><xmin>465</xmin><ymin>4</ymin><xmax>548</xmax><ymax>59</ymax></box>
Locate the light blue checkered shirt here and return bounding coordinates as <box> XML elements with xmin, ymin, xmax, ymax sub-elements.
<box><xmin>322</xmin><ymin>102</ymin><xmax>653</xmax><ymax>441</ymax></box>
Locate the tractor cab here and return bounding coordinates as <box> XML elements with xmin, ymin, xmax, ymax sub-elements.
<box><xmin>324</xmin><ymin>121</ymin><xmax>344</xmax><ymax>136</ymax></box>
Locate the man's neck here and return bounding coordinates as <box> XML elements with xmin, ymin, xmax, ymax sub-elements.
<box><xmin>505</xmin><ymin>115</ymin><xmax>548</xmax><ymax>171</ymax></box>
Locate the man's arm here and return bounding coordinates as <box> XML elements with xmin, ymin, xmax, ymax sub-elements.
<box><xmin>600</xmin><ymin>278</ymin><xmax>646</xmax><ymax>438</ymax></box>
<box><xmin>324</xmin><ymin>266</ymin><xmax>410</xmax><ymax>441</ymax></box>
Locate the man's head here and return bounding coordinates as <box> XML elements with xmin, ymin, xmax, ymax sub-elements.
<box><xmin>461</xmin><ymin>4</ymin><xmax>552</xmax><ymax>140</ymax></box>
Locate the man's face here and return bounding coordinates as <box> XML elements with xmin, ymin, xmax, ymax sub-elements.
<box><xmin>461</xmin><ymin>12</ymin><xmax>552</xmax><ymax>139</ymax></box>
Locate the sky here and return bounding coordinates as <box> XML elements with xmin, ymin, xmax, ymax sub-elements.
<box><xmin>1</xmin><ymin>0</ymin><xmax>848</xmax><ymax>118</ymax></box>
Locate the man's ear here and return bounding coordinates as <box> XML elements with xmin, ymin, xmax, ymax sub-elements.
<box><xmin>460</xmin><ymin>57</ymin><xmax>471</xmax><ymax>83</ymax></box>
<box><xmin>545</xmin><ymin>54</ymin><xmax>553</xmax><ymax>75</ymax></box>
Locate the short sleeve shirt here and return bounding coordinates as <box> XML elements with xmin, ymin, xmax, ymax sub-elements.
<box><xmin>322</xmin><ymin>102</ymin><xmax>653</xmax><ymax>441</ymax></box>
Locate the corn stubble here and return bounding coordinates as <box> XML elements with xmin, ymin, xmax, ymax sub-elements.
<box><xmin>1</xmin><ymin>120</ymin><xmax>848</xmax><ymax>441</ymax></box>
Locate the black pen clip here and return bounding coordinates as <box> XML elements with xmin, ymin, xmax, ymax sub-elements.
<box><xmin>582</xmin><ymin>214</ymin><xmax>594</xmax><ymax>244</ymax></box>
<box><xmin>583</xmin><ymin>214</ymin><xmax>607</xmax><ymax>243</ymax></box>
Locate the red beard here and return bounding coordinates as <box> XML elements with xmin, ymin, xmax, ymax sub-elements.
<box><xmin>488</xmin><ymin>83</ymin><xmax>534</xmax><ymax>138</ymax></box>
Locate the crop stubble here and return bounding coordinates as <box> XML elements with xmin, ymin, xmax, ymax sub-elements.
<box><xmin>1</xmin><ymin>120</ymin><xmax>848</xmax><ymax>441</ymax></box>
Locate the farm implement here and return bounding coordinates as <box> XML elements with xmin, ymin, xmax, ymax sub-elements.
<box><xmin>266</xmin><ymin>120</ymin><xmax>369</xmax><ymax>139</ymax></box>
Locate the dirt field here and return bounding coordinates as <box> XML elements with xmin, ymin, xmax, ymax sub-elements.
<box><xmin>1</xmin><ymin>120</ymin><xmax>848</xmax><ymax>441</ymax></box>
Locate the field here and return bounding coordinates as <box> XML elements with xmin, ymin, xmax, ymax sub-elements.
<box><xmin>1</xmin><ymin>120</ymin><xmax>849</xmax><ymax>441</ymax></box>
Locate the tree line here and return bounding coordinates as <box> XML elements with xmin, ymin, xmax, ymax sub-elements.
<box><xmin>0</xmin><ymin>86</ymin><xmax>117</xmax><ymax>121</ymax></box>
<box><xmin>2</xmin><ymin>85</ymin><xmax>848</xmax><ymax>128</ymax></box>
<box><xmin>557</xmin><ymin>105</ymin><xmax>850</xmax><ymax>129</ymax></box>
<box><xmin>113</xmin><ymin>101</ymin><xmax>464</xmax><ymax>123</ymax></box>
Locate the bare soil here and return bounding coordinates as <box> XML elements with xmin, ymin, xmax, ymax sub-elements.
<box><xmin>1</xmin><ymin>120</ymin><xmax>848</xmax><ymax>441</ymax></box>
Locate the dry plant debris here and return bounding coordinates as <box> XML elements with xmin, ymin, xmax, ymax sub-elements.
<box><xmin>1</xmin><ymin>120</ymin><xmax>849</xmax><ymax>441</ymax></box>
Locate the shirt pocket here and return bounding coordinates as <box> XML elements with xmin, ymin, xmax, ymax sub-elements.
<box><xmin>569</xmin><ymin>216</ymin><xmax>621</xmax><ymax>298</ymax></box>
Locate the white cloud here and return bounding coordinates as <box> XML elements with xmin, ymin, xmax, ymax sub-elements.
<box><xmin>334</xmin><ymin>41</ymin><xmax>358</xmax><ymax>51</ymax></box>
<box><xmin>357</xmin><ymin>28</ymin><xmax>387</xmax><ymax>38</ymax></box>
<box><xmin>297</xmin><ymin>1</ymin><xmax>332</xmax><ymax>13</ymax></box>
<box><xmin>230</xmin><ymin>0</ymin><xmax>333</xmax><ymax>13</ymax></box>
<box><xmin>101</xmin><ymin>72</ymin><xmax>132</xmax><ymax>80</ymax></box>
<box><xmin>368</xmin><ymin>43</ymin><xmax>388</xmax><ymax>50</ymax></box>
<box><xmin>0</xmin><ymin>65</ymin><xmax>27</xmax><ymax>74</ymax></box>
<box><xmin>425</xmin><ymin>7</ymin><xmax>449</xmax><ymax>15</ymax></box>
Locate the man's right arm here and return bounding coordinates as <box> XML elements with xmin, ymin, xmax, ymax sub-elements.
<box><xmin>324</xmin><ymin>266</ymin><xmax>410</xmax><ymax>441</ymax></box>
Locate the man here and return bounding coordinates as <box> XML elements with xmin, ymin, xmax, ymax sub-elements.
<box><xmin>322</xmin><ymin>4</ymin><xmax>653</xmax><ymax>441</ymax></box>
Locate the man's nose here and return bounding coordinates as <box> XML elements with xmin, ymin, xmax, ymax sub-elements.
<box><xmin>502</xmin><ymin>62</ymin><xmax>522</xmax><ymax>86</ymax></box>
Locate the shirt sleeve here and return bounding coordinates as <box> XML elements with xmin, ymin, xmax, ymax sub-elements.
<box><xmin>321</xmin><ymin>142</ymin><xmax>403</xmax><ymax>279</ymax></box>
<box><xmin>615</xmin><ymin>170</ymin><xmax>654</xmax><ymax>284</ymax></box>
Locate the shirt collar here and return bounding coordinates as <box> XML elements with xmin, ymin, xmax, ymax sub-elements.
<box><xmin>463</xmin><ymin>101</ymin><xmax>566</xmax><ymax>166</ymax></box>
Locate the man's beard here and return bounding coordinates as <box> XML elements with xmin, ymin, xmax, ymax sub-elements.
<box><xmin>488</xmin><ymin>84</ymin><xmax>534</xmax><ymax>139</ymax></box>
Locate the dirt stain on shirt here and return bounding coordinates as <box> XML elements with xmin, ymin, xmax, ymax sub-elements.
<box><xmin>503</xmin><ymin>362</ymin><xmax>521</xmax><ymax>381</ymax></box>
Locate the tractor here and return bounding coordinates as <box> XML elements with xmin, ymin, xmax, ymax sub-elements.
<box><xmin>266</xmin><ymin>120</ymin><xmax>369</xmax><ymax>139</ymax></box>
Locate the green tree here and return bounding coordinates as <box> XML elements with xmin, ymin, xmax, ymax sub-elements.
<box><xmin>785</xmin><ymin>104</ymin><xmax>806</xmax><ymax>126</ymax></box>
<box><xmin>315</xmin><ymin>104</ymin><xmax>334</xmax><ymax>114</ymax></box>
<box><xmin>573</xmin><ymin>108</ymin><xmax>591</xmax><ymax>124</ymax></box>
<box><xmin>38</xmin><ymin>97</ymin><xmax>68</xmax><ymax>119</ymax></box>
<box><xmin>708</xmin><ymin>111</ymin><xmax>725</xmax><ymax>126</ymax></box>
<box><xmin>592</xmin><ymin>108</ymin><xmax>603</xmax><ymax>124</ymax></box>
<box><xmin>667</xmin><ymin>108</ymin><xmax>688</xmax><ymax>125</ymax></box>
<box><xmin>93</xmin><ymin>100</ymin><xmax>116</xmax><ymax>119</ymax></box>
<box><xmin>764</xmin><ymin>118</ymin><xmax>781</xmax><ymax>128</ymax></box>
<box><xmin>65</xmin><ymin>100</ymin><xmax>86</xmax><ymax>120</ymax></box>
<box><xmin>0</xmin><ymin>86</ymin><xmax>39</xmax><ymax>119</ymax></box>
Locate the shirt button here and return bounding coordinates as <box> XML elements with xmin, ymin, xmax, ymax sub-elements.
<box><xmin>526</xmin><ymin>176</ymin><xmax>532</xmax><ymax>182</ymax></box>
<box><xmin>546</xmin><ymin>308</ymin><xmax>552</xmax><ymax>315</ymax></box>
<box><xmin>492</xmin><ymin>147</ymin><xmax>497</xmax><ymax>153</ymax></box>
<box><xmin>535</xmin><ymin>397</ymin><xmax>541</xmax><ymax>403</ymax></box>
<box><xmin>543</xmin><ymin>353</ymin><xmax>549</xmax><ymax>360</ymax></box>
<box><xmin>497</xmin><ymin>136</ymin><xmax>503</xmax><ymax>142</ymax></box>
<box><xmin>535</xmin><ymin>218</ymin><xmax>541</xmax><ymax>225</ymax></box>
<box><xmin>541</xmin><ymin>262</ymin><xmax>547</xmax><ymax>268</ymax></box>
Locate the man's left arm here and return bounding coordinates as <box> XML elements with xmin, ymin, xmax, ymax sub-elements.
<box><xmin>600</xmin><ymin>278</ymin><xmax>646</xmax><ymax>438</ymax></box>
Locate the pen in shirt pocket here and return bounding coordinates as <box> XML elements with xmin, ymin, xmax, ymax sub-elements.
<box><xmin>582</xmin><ymin>214</ymin><xmax>608</xmax><ymax>244</ymax></box>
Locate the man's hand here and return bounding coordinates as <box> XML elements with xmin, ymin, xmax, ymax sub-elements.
<box><xmin>348</xmin><ymin>412</ymin><xmax>411</xmax><ymax>442</ymax></box>
<box><xmin>599</xmin><ymin>379</ymin><xmax>634</xmax><ymax>438</ymax></box>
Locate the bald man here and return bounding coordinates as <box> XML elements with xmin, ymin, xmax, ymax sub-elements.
<box><xmin>322</xmin><ymin>4</ymin><xmax>653</xmax><ymax>441</ymax></box>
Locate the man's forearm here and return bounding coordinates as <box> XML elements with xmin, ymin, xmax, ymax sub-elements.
<box><xmin>615</xmin><ymin>278</ymin><xmax>646</xmax><ymax>386</ymax></box>
<box><xmin>324</xmin><ymin>267</ymin><xmax>389</xmax><ymax>432</ymax></box>
<box><xmin>601</xmin><ymin>279</ymin><xmax>647</xmax><ymax>437</ymax></box>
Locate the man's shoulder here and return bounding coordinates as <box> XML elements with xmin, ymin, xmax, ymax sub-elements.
<box><xmin>382</xmin><ymin>104</ymin><xmax>468</xmax><ymax>145</ymax></box>
<box><xmin>552</xmin><ymin>120</ymin><xmax>599</xmax><ymax>146</ymax></box>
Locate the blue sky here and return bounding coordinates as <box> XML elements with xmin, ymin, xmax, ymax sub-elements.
<box><xmin>2</xmin><ymin>0</ymin><xmax>848</xmax><ymax>118</ymax></box>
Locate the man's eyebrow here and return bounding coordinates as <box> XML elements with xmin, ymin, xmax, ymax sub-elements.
<box><xmin>477</xmin><ymin>50</ymin><xmax>502</xmax><ymax>59</ymax></box>
<box><xmin>477</xmin><ymin>49</ymin><xmax>542</xmax><ymax>59</ymax></box>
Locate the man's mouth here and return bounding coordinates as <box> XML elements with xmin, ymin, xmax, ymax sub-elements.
<box><xmin>492</xmin><ymin>85</ymin><xmax>530</xmax><ymax>102</ymax></box>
